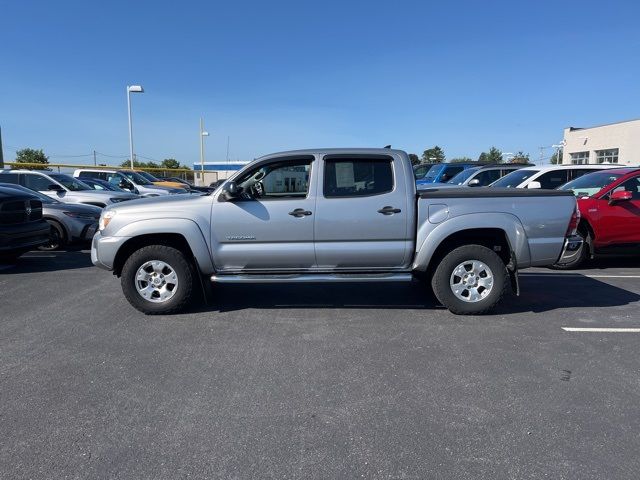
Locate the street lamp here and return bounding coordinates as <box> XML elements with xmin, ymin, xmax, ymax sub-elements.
<box><xmin>127</xmin><ymin>85</ymin><xmax>144</xmax><ymax>169</ymax></box>
<box><xmin>199</xmin><ymin>117</ymin><xmax>209</xmax><ymax>184</ymax></box>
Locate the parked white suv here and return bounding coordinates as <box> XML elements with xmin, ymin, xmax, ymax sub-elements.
<box><xmin>0</xmin><ymin>170</ymin><xmax>139</xmax><ymax>207</ymax></box>
<box><xmin>490</xmin><ymin>164</ymin><xmax>624</xmax><ymax>189</ymax></box>
<box><xmin>73</xmin><ymin>169</ymin><xmax>184</xmax><ymax>196</ymax></box>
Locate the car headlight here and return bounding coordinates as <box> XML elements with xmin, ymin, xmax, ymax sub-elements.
<box><xmin>63</xmin><ymin>211</ymin><xmax>100</xmax><ymax>220</ymax></box>
<box><xmin>99</xmin><ymin>210</ymin><xmax>117</xmax><ymax>231</ymax></box>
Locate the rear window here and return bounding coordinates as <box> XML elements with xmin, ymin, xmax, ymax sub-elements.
<box><xmin>490</xmin><ymin>169</ymin><xmax>540</xmax><ymax>188</ymax></box>
<box><xmin>324</xmin><ymin>158</ymin><xmax>393</xmax><ymax>197</ymax></box>
<box><xmin>0</xmin><ymin>173</ymin><xmax>20</xmax><ymax>184</ymax></box>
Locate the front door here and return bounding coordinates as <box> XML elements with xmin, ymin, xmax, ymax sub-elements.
<box><xmin>210</xmin><ymin>156</ymin><xmax>317</xmax><ymax>272</ymax></box>
<box><xmin>595</xmin><ymin>175</ymin><xmax>640</xmax><ymax>246</ymax></box>
<box><xmin>313</xmin><ymin>154</ymin><xmax>411</xmax><ymax>269</ymax></box>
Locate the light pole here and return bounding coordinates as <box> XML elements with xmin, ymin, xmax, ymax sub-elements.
<box><xmin>127</xmin><ymin>85</ymin><xmax>144</xmax><ymax>169</ymax></box>
<box><xmin>199</xmin><ymin>117</ymin><xmax>209</xmax><ymax>184</ymax></box>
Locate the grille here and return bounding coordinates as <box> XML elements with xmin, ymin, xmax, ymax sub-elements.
<box><xmin>0</xmin><ymin>199</ymin><xmax>43</xmax><ymax>224</ymax></box>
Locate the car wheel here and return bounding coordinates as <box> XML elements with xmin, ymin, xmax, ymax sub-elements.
<box><xmin>431</xmin><ymin>245</ymin><xmax>508</xmax><ymax>315</ymax></box>
<box><xmin>550</xmin><ymin>230</ymin><xmax>590</xmax><ymax>270</ymax></box>
<box><xmin>39</xmin><ymin>221</ymin><xmax>65</xmax><ymax>251</ymax></box>
<box><xmin>120</xmin><ymin>244</ymin><xmax>195</xmax><ymax>314</ymax></box>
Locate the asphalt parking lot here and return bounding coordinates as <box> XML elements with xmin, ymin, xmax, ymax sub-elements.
<box><xmin>2</xmin><ymin>250</ymin><xmax>640</xmax><ymax>479</ymax></box>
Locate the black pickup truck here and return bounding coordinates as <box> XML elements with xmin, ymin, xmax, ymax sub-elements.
<box><xmin>0</xmin><ymin>186</ymin><xmax>50</xmax><ymax>261</ymax></box>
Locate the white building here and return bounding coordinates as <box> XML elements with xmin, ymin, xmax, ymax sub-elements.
<box><xmin>562</xmin><ymin>118</ymin><xmax>640</xmax><ymax>165</ymax></box>
<box><xmin>192</xmin><ymin>161</ymin><xmax>250</xmax><ymax>186</ymax></box>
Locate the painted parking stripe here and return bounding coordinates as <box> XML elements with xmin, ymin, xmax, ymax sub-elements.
<box><xmin>562</xmin><ymin>327</ymin><xmax>640</xmax><ymax>333</ymax></box>
<box><xmin>522</xmin><ymin>273</ymin><xmax>640</xmax><ymax>278</ymax></box>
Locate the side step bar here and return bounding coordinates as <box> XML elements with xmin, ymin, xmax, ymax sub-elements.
<box><xmin>211</xmin><ymin>272</ymin><xmax>413</xmax><ymax>284</ymax></box>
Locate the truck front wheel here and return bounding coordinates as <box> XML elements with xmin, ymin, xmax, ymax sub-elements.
<box><xmin>431</xmin><ymin>245</ymin><xmax>508</xmax><ymax>315</ymax></box>
<box><xmin>121</xmin><ymin>244</ymin><xmax>195</xmax><ymax>315</ymax></box>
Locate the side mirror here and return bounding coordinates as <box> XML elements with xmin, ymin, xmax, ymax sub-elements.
<box><xmin>468</xmin><ymin>178</ymin><xmax>481</xmax><ymax>187</ymax></box>
<box><xmin>220</xmin><ymin>181</ymin><xmax>241</xmax><ymax>201</ymax></box>
<box><xmin>609</xmin><ymin>190</ymin><xmax>632</xmax><ymax>204</ymax></box>
<box><xmin>119</xmin><ymin>181</ymin><xmax>132</xmax><ymax>190</ymax></box>
<box><xmin>528</xmin><ymin>181</ymin><xmax>542</xmax><ymax>189</ymax></box>
<box><xmin>48</xmin><ymin>184</ymin><xmax>64</xmax><ymax>192</ymax></box>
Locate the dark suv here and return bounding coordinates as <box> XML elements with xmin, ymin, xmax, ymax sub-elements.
<box><xmin>0</xmin><ymin>186</ymin><xmax>50</xmax><ymax>261</ymax></box>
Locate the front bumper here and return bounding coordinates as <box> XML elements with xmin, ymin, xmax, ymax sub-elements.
<box><xmin>91</xmin><ymin>231</ymin><xmax>131</xmax><ymax>271</ymax></box>
<box><xmin>557</xmin><ymin>234</ymin><xmax>584</xmax><ymax>265</ymax></box>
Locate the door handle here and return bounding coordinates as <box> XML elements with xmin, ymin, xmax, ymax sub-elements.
<box><xmin>289</xmin><ymin>208</ymin><xmax>312</xmax><ymax>217</ymax></box>
<box><xmin>378</xmin><ymin>206</ymin><xmax>401</xmax><ymax>215</ymax></box>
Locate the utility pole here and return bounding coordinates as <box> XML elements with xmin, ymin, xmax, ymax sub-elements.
<box><xmin>226</xmin><ymin>136</ymin><xmax>230</xmax><ymax>163</ymax></box>
<box><xmin>539</xmin><ymin>147</ymin><xmax>544</xmax><ymax>165</ymax></box>
<box><xmin>93</xmin><ymin>150</ymin><xmax>97</xmax><ymax>166</ymax></box>
<box><xmin>0</xmin><ymin>126</ymin><xmax>4</xmax><ymax>168</ymax></box>
<box><xmin>199</xmin><ymin>117</ymin><xmax>209</xmax><ymax>184</ymax></box>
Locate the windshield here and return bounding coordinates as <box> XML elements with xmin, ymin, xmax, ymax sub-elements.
<box><xmin>137</xmin><ymin>171</ymin><xmax>160</xmax><ymax>182</ymax></box>
<box><xmin>559</xmin><ymin>171</ymin><xmax>625</xmax><ymax>197</ymax></box>
<box><xmin>447</xmin><ymin>167</ymin><xmax>480</xmax><ymax>185</ymax></box>
<box><xmin>0</xmin><ymin>183</ymin><xmax>59</xmax><ymax>203</ymax></box>
<box><xmin>413</xmin><ymin>164</ymin><xmax>436</xmax><ymax>180</ymax></box>
<box><xmin>49</xmin><ymin>174</ymin><xmax>92</xmax><ymax>191</ymax></box>
<box><xmin>490</xmin><ymin>169</ymin><xmax>540</xmax><ymax>188</ymax></box>
<box><xmin>120</xmin><ymin>171</ymin><xmax>154</xmax><ymax>185</ymax></box>
<box><xmin>422</xmin><ymin>164</ymin><xmax>445</xmax><ymax>181</ymax></box>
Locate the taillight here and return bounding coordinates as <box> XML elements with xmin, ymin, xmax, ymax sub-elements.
<box><xmin>566</xmin><ymin>205</ymin><xmax>580</xmax><ymax>236</ymax></box>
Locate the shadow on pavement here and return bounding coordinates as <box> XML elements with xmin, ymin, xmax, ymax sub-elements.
<box><xmin>201</xmin><ymin>273</ymin><xmax>639</xmax><ymax>314</ymax></box>
<box><xmin>0</xmin><ymin>247</ymin><xmax>93</xmax><ymax>274</ymax></box>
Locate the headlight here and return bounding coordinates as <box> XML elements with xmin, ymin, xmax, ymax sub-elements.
<box><xmin>99</xmin><ymin>210</ymin><xmax>117</xmax><ymax>231</ymax></box>
<box><xmin>63</xmin><ymin>211</ymin><xmax>100</xmax><ymax>220</ymax></box>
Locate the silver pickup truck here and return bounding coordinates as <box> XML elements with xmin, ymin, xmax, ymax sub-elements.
<box><xmin>91</xmin><ymin>148</ymin><xmax>582</xmax><ymax>315</ymax></box>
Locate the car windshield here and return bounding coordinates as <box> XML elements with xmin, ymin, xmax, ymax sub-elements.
<box><xmin>422</xmin><ymin>164</ymin><xmax>445</xmax><ymax>181</ymax></box>
<box><xmin>559</xmin><ymin>171</ymin><xmax>626</xmax><ymax>197</ymax></box>
<box><xmin>137</xmin><ymin>171</ymin><xmax>160</xmax><ymax>182</ymax></box>
<box><xmin>447</xmin><ymin>167</ymin><xmax>480</xmax><ymax>185</ymax></box>
<box><xmin>49</xmin><ymin>174</ymin><xmax>92</xmax><ymax>191</ymax></box>
<box><xmin>490</xmin><ymin>169</ymin><xmax>540</xmax><ymax>188</ymax></box>
<box><xmin>413</xmin><ymin>164</ymin><xmax>436</xmax><ymax>180</ymax></box>
<box><xmin>0</xmin><ymin>183</ymin><xmax>60</xmax><ymax>203</ymax></box>
<box><xmin>120</xmin><ymin>171</ymin><xmax>153</xmax><ymax>185</ymax></box>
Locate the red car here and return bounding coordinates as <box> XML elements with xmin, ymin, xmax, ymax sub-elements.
<box><xmin>556</xmin><ymin>167</ymin><xmax>640</xmax><ymax>268</ymax></box>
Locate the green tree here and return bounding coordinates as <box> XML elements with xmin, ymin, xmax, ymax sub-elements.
<box><xmin>510</xmin><ymin>151</ymin><xmax>530</xmax><ymax>164</ymax></box>
<box><xmin>450</xmin><ymin>156</ymin><xmax>473</xmax><ymax>163</ymax></box>
<box><xmin>408</xmin><ymin>153</ymin><xmax>420</xmax><ymax>166</ymax></box>
<box><xmin>161</xmin><ymin>158</ymin><xmax>181</xmax><ymax>169</ymax></box>
<box><xmin>15</xmin><ymin>148</ymin><xmax>50</xmax><ymax>170</ymax></box>
<box><xmin>478</xmin><ymin>147</ymin><xmax>503</xmax><ymax>164</ymax></box>
<box><xmin>550</xmin><ymin>149</ymin><xmax>563</xmax><ymax>164</ymax></box>
<box><xmin>421</xmin><ymin>146</ymin><xmax>445</xmax><ymax>163</ymax></box>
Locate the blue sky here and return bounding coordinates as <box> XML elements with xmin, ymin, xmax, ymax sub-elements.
<box><xmin>1</xmin><ymin>0</ymin><xmax>639</xmax><ymax>166</ymax></box>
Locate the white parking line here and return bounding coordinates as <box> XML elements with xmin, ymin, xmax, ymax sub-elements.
<box><xmin>562</xmin><ymin>327</ymin><xmax>640</xmax><ymax>333</ymax></box>
<box><xmin>522</xmin><ymin>273</ymin><xmax>640</xmax><ymax>279</ymax></box>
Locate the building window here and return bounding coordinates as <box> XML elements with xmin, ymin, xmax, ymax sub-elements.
<box><xmin>570</xmin><ymin>151</ymin><xmax>590</xmax><ymax>164</ymax></box>
<box><xmin>596</xmin><ymin>148</ymin><xmax>619</xmax><ymax>164</ymax></box>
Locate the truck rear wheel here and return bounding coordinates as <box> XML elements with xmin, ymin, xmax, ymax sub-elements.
<box><xmin>431</xmin><ymin>245</ymin><xmax>508</xmax><ymax>315</ymax></box>
<box><xmin>121</xmin><ymin>244</ymin><xmax>195</xmax><ymax>315</ymax></box>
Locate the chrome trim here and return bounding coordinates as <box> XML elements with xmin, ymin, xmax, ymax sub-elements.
<box><xmin>211</xmin><ymin>272</ymin><xmax>413</xmax><ymax>284</ymax></box>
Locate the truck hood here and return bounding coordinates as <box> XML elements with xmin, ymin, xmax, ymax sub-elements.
<box><xmin>106</xmin><ymin>191</ymin><xmax>209</xmax><ymax>214</ymax></box>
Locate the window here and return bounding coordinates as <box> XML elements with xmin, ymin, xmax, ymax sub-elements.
<box><xmin>491</xmin><ymin>169</ymin><xmax>539</xmax><ymax>188</ymax></box>
<box><xmin>22</xmin><ymin>173</ymin><xmax>56</xmax><ymax>191</ymax></box>
<box><xmin>324</xmin><ymin>157</ymin><xmax>393</xmax><ymax>197</ymax></box>
<box><xmin>236</xmin><ymin>158</ymin><xmax>312</xmax><ymax>199</ymax></box>
<box><xmin>79</xmin><ymin>171</ymin><xmax>108</xmax><ymax>181</ymax></box>
<box><xmin>596</xmin><ymin>148</ymin><xmax>619</xmax><ymax>164</ymax></box>
<box><xmin>49</xmin><ymin>174</ymin><xmax>91</xmax><ymax>191</ymax></box>
<box><xmin>473</xmin><ymin>169</ymin><xmax>502</xmax><ymax>186</ymax></box>
<box><xmin>612</xmin><ymin>176</ymin><xmax>640</xmax><ymax>199</ymax></box>
<box><xmin>439</xmin><ymin>166</ymin><xmax>464</xmax><ymax>182</ymax></box>
<box><xmin>536</xmin><ymin>170</ymin><xmax>569</xmax><ymax>189</ymax></box>
<box><xmin>0</xmin><ymin>173</ymin><xmax>20</xmax><ymax>184</ymax></box>
<box><xmin>570</xmin><ymin>151</ymin><xmax>590</xmax><ymax>164</ymax></box>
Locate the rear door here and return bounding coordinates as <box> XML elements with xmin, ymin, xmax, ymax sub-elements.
<box><xmin>314</xmin><ymin>154</ymin><xmax>411</xmax><ymax>269</ymax></box>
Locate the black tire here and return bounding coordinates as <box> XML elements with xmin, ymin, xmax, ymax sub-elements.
<box><xmin>39</xmin><ymin>220</ymin><xmax>66</xmax><ymax>251</ymax></box>
<box><xmin>120</xmin><ymin>244</ymin><xmax>195</xmax><ymax>315</ymax></box>
<box><xmin>550</xmin><ymin>230</ymin><xmax>590</xmax><ymax>270</ymax></box>
<box><xmin>431</xmin><ymin>244</ymin><xmax>508</xmax><ymax>315</ymax></box>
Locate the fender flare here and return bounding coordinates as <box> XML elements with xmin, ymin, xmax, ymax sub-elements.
<box><xmin>413</xmin><ymin>212</ymin><xmax>531</xmax><ymax>271</ymax></box>
<box><xmin>114</xmin><ymin>218</ymin><xmax>215</xmax><ymax>274</ymax></box>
